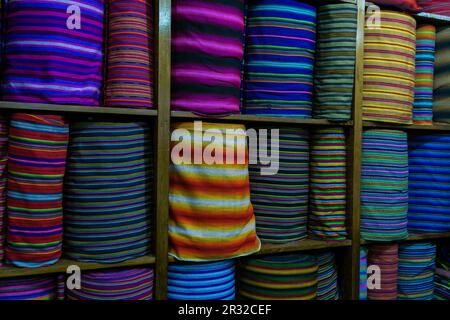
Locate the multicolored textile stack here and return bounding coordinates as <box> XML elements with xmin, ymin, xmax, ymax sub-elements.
<box><xmin>6</xmin><ymin>114</ymin><xmax>68</xmax><ymax>268</ymax></box>
<box><xmin>171</xmin><ymin>0</ymin><xmax>244</xmax><ymax>115</ymax></box>
<box><xmin>316</xmin><ymin>252</ymin><xmax>339</xmax><ymax>300</ymax></box>
<box><xmin>249</xmin><ymin>127</ymin><xmax>309</xmax><ymax>244</ymax></box>
<box><xmin>433</xmin><ymin>27</ymin><xmax>450</xmax><ymax>123</ymax></box>
<box><xmin>105</xmin><ymin>0</ymin><xmax>153</xmax><ymax>108</ymax></box>
<box><xmin>169</xmin><ymin>122</ymin><xmax>260</xmax><ymax>261</ymax></box>
<box><xmin>434</xmin><ymin>245</ymin><xmax>450</xmax><ymax>300</ymax></box>
<box><xmin>398</xmin><ymin>242</ymin><xmax>436</xmax><ymax>300</ymax></box>
<box><xmin>361</xmin><ymin>130</ymin><xmax>409</xmax><ymax>241</ymax></box>
<box><xmin>168</xmin><ymin>260</ymin><xmax>235</xmax><ymax>300</ymax></box>
<box><xmin>363</xmin><ymin>10</ymin><xmax>416</xmax><ymax>124</ymax></box>
<box><xmin>66</xmin><ymin>268</ymin><xmax>153</xmax><ymax>300</ymax></box>
<box><xmin>64</xmin><ymin>122</ymin><xmax>152</xmax><ymax>263</ymax></box>
<box><xmin>418</xmin><ymin>0</ymin><xmax>450</xmax><ymax>16</ymax></box>
<box><xmin>243</xmin><ymin>0</ymin><xmax>317</xmax><ymax>117</ymax></box>
<box><xmin>237</xmin><ymin>254</ymin><xmax>318</xmax><ymax>300</ymax></box>
<box><xmin>413</xmin><ymin>25</ymin><xmax>436</xmax><ymax>125</ymax></box>
<box><xmin>367</xmin><ymin>244</ymin><xmax>399</xmax><ymax>300</ymax></box>
<box><xmin>360</xmin><ymin>247</ymin><xmax>368</xmax><ymax>300</ymax></box>
<box><xmin>309</xmin><ymin>128</ymin><xmax>347</xmax><ymax>241</ymax></box>
<box><xmin>0</xmin><ymin>116</ymin><xmax>7</xmax><ymax>266</ymax></box>
<box><xmin>0</xmin><ymin>276</ymin><xmax>56</xmax><ymax>300</ymax></box>
<box><xmin>370</xmin><ymin>0</ymin><xmax>421</xmax><ymax>11</ymax></box>
<box><xmin>1</xmin><ymin>0</ymin><xmax>104</xmax><ymax>106</ymax></box>
<box><xmin>313</xmin><ymin>3</ymin><xmax>357</xmax><ymax>121</ymax></box>
<box><xmin>408</xmin><ymin>134</ymin><xmax>450</xmax><ymax>233</ymax></box>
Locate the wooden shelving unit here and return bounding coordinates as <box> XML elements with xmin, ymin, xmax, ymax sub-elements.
<box><xmin>0</xmin><ymin>0</ymin><xmax>449</xmax><ymax>301</ymax></box>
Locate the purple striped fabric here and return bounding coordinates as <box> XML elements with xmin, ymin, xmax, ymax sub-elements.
<box><xmin>1</xmin><ymin>0</ymin><xmax>104</xmax><ymax>106</ymax></box>
<box><xmin>0</xmin><ymin>115</ymin><xmax>7</xmax><ymax>267</ymax></box>
<box><xmin>171</xmin><ymin>0</ymin><xmax>244</xmax><ymax>115</ymax></box>
<box><xmin>0</xmin><ymin>276</ymin><xmax>57</xmax><ymax>300</ymax></box>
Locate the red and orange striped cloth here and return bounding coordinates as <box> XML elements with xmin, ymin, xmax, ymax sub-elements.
<box><xmin>169</xmin><ymin>122</ymin><xmax>260</xmax><ymax>261</ymax></box>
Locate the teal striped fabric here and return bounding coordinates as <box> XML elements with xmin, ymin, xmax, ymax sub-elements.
<box><xmin>313</xmin><ymin>3</ymin><xmax>357</xmax><ymax>121</ymax></box>
<box><xmin>64</xmin><ymin>122</ymin><xmax>153</xmax><ymax>263</ymax></box>
<box><xmin>361</xmin><ymin>130</ymin><xmax>409</xmax><ymax>241</ymax></box>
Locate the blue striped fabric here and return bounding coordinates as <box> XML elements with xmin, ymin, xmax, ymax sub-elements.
<box><xmin>168</xmin><ymin>260</ymin><xmax>235</xmax><ymax>300</ymax></box>
<box><xmin>0</xmin><ymin>115</ymin><xmax>7</xmax><ymax>267</ymax></box>
<box><xmin>398</xmin><ymin>242</ymin><xmax>436</xmax><ymax>300</ymax></box>
<box><xmin>408</xmin><ymin>134</ymin><xmax>450</xmax><ymax>233</ymax></box>
<box><xmin>243</xmin><ymin>0</ymin><xmax>317</xmax><ymax>117</ymax></box>
<box><xmin>0</xmin><ymin>276</ymin><xmax>56</xmax><ymax>300</ymax></box>
<box><xmin>64</xmin><ymin>122</ymin><xmax>152</xmax><ymax>263</ymax></box>
<box><xmin>316</xmin><ymin>251</ymin><xmax>339</xmax><ymax>300</ymax></box>
<box><xmin>1</xmin><ymin>0</ymin><xmax>104</xmax><ymax>106</ymax></box>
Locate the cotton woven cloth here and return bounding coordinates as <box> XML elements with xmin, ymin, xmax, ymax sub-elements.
<box><xmin>65</xmin><ymin>268</ymin><xmax>153</xmax><ymax>300</ymax></box>
<box><xmin>64</xmin><ymin>122</ymin><xmax>152</xmax><ymax>263</ymax></box>
<box><xmin>0</xmin><ymin>276</ymin><xmax>56</xmax><ymax>300</ymax></box>
<box><xmin>249</xmin><ymin>127</ymin><xmax>309</xmax><ymax>244</ymax></box>
<box><xmin>418</xmin><ymin>0</ymin><xmax>450</xmax><ymax>16</ymax></box>
<box><xmin>316</xmin><ymin>251</ymin><xmax>339</xmax><ymax>300</ymax></box>
<box><xmin>6</xmin><ymin>114</ymin><xmax>68</xmax><ymax>268</ymax></box>
<box><xmin>398</xmin><ymin>242</ymin><xmax>436</xmax><ymax>300</ymax></box>
<box><xmin>105</xmin><ymin>0</ymin><xmax>153</xmax><ymax>108</ymax></box>
<box><xmin>169</xmin><ymin>122</ymin><xmax>260</xmax><ymax>261</ymax></box>
<box><xmin>408</xmin><ymin>134</ymin><xmax>450</xmax><ymax>233</ymax></box>
<box><xmin>171</xmin><ymin>0</ymin><xmax>244</xmax><ymax>115</ymax></box>
<box><xmin>243</xmin><ymin>0</ymin><xmax>317</xmax><ymax>117</ymax></box>
<box><xmin>363</xmin><ymin>10</ymin><xmax>416</xmax><ymax>124</ymax></box>
<box><xmin>360</xmin><ymin>247</ymin><xmax>368</xmax><ymax>300</ymax></box>
<box><xmin>237</xmin><ymin>254</ymin><xmax>318</xmax><ymax>300</ymax></box>
<box><xmin>361</xmin><ymin>130</ymin><xmax>409</xmax><ymax>241</ymax></box>
<box><xmin>0</xmin><ymin>116</ymin><xmax>7</xmax><ymax>267</ymax></box>
<box><xmin>313</xmin><ymin>3</ymin><xmax>357</xmax><ymax>121</ymax></box>
<box><xmin>1</xmin><ymin>0</ymin><xmax>104</xmax><ymax>106</ymax></box>
<box><xmin>168</xmin><ymin>260</ymin><xmax>235</xmax><ymax>300</ymax></box>
<box><xmin>367</xmin><ymin>244</ymin><xmax>399</xmax><ymax>300</ymax></box>
<box><xmin>433</xmin><ymin>27</ymin><xmax>450</xmax><ymax>123</ymax></box>
<box><xmin>309</xmin><ymin>128</ymin><xmax>347</xmax><ymax>241</ymax></box>
<box><xmin>413</xmin><ymin>25</ymin><xmax>436</xmax><ymax>125</ymax></box>
<box><xmin>434</xmin><ymin>245</ymin><xmax>450</xmax><ymax>300</ymax></box>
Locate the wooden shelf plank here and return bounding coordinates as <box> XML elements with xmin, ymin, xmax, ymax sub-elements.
<box><xmin>0</xmin><ymin>255</ymin><xmax>156</xmax><ymax>278</ymax></box>
<box><xmin>363</xmin><ymin>121</ymin><xmax>450</xmax><ymax>131</ymax></box>
<box><xmin>256</xmin><ymin>239</ymin><xmax>352</xmax><ymax>255</ymax></box>
<box><xmin>172</xmin><ymin>111</ymin><xmax>353</xmax><ymax>126</ymax></box>
<box><xmin>415</xmin><ymin>12</ymin><xmax>450</xmax><ymax>25</ymax></box>
<box><xmin>0</xmin><ymin>101</ymin><xmax>158</xmax><ymax>117</ymax></box>
<box><xmin>361</xmin><ymin>232</ymin><xmax>450</xmax><ymax>245</ymax></box>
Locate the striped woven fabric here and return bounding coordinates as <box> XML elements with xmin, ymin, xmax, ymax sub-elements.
<box><xmin>56</xmin><ymin>274</ymin><xmax>65</xmax><ymax>300</ymax></box>
<box><xmin>433</xmin><ymin>27</ymin><xmax>450</xmax><ymax>123</ymax></box>
<box><xmin>1</xmin><ymin>0</ymin><xmax>104</xmax><ymax>106</ymax></box>
<box><xmin>249</xmin><ymin>127</ymin><xmax>309</xmax><ymax>244</ymax></box>
<box><xmin>360</xmin><ymin>247</ymin><xmax>368</xmax><ymax>300</ymax></box>
<box><xmin>418</xmin><ymin>0</ymin><xmax>450</xmax><ymax>16</ymax></box>
<box><xmin>413</xmin><ymin>25</ymin><xmax>436</xmax><ymax>125</ymax></box>
<box><xmin>313</xmin><ymin>3</ymin><xmax>357</xmax><ymax>121</ymax></box>
<box><xmin>398</xmin><ymin>242</ymin><xmax>436</xmax><ymax>300</ymax></box>
<box><xmin>171</xmin><ymin>0</ymin><xmax>244</xmax><ymax>115</ymax></box>
<box><xmin>0</xmin><ymin>276</ymin><xmax>56</xmax><ymax>300</ymax></box>
<box><xmin>243</xmin><ymin>0</ymin><xmax>317</xmax><ymax>117</ymax></box>
<box><xmin>168</xmin><ymin>260</ymin><xmax>235</xmax><ymax>300</ymax></box>
<box><xmin>309</xmin><ymin>128</ymin><xmax>347</xmax><ymax>241</ymax></box>
<box><xmin>169</xmin><ymin>122</ymin><xmax>260</xmax><ymax>261</ymax></box>
<box><xmin>64</xmin><ymin>122</ymin><xmax>152</xmax><ymax>263</ymax></box>
<box><xmin>0</xmin><ymin>116</ymin><xmax>7</xmax><ymax>267</ymax></box>
<box><xmin>408</xmin><ymin>134</ymin><xmax>450</xmax><ymax>233</ymax></box>
<box><xmin>66</xmin><ymin>268</ymin><xmax>153</xmax><ymax>300</ymax></box>
<box><xmin>367</xmin><ymin>244</ymin><xmax>399</xmax><ymax>300</ymax></box>
<box><xmin>105</xmin><ymin>0</ymin><xmax>153</xmax><ymax>109</ymax></box>
<box><xmin>361</xmin><ymin>130</ymin><xmax>409</xmax><ymax>241</ymax></box>
<box><xmin>6</xmin><ymin>114</ymin><xmax>68</xmax><ymax>268</ymax></box>
<box><xmin>434</xmin><ymin>245</ymin><xmax>450</xmax><ymax>300</ymax></box>
<box><xmin>316</xmin><ymin>252</ymin><xmax>339</xmax><ymax>300</ymax></box>
<box><xmin>237</xmin><ymin>254</ymin><xmax>318</xmax><ymax>300</ymax></box>
<box><xmin>363</xmin><ymin>10</ymin><xmax>416</xmax><ymax>124</ymax></box>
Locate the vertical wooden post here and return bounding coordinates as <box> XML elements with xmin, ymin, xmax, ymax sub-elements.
<box><xmin>154</xmin><ymin>0</ymin><xmax>171</xmax><ymax>300</ymax></box>
<box><xmin>343</xmin><ymin>0</ymin><xmax>365</xmax><ymax>300</ymax></box>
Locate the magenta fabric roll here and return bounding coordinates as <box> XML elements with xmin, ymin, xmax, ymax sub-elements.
<box><xmin>171</xmin><ymin>0</ymin><xmax>244</xmax><ymax>115</ymax></box>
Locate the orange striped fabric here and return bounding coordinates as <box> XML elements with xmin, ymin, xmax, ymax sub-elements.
<box><xmin>169</xmin><ymin>122</ymin><xmax>260</xmax><ymax>261</ymax></box>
